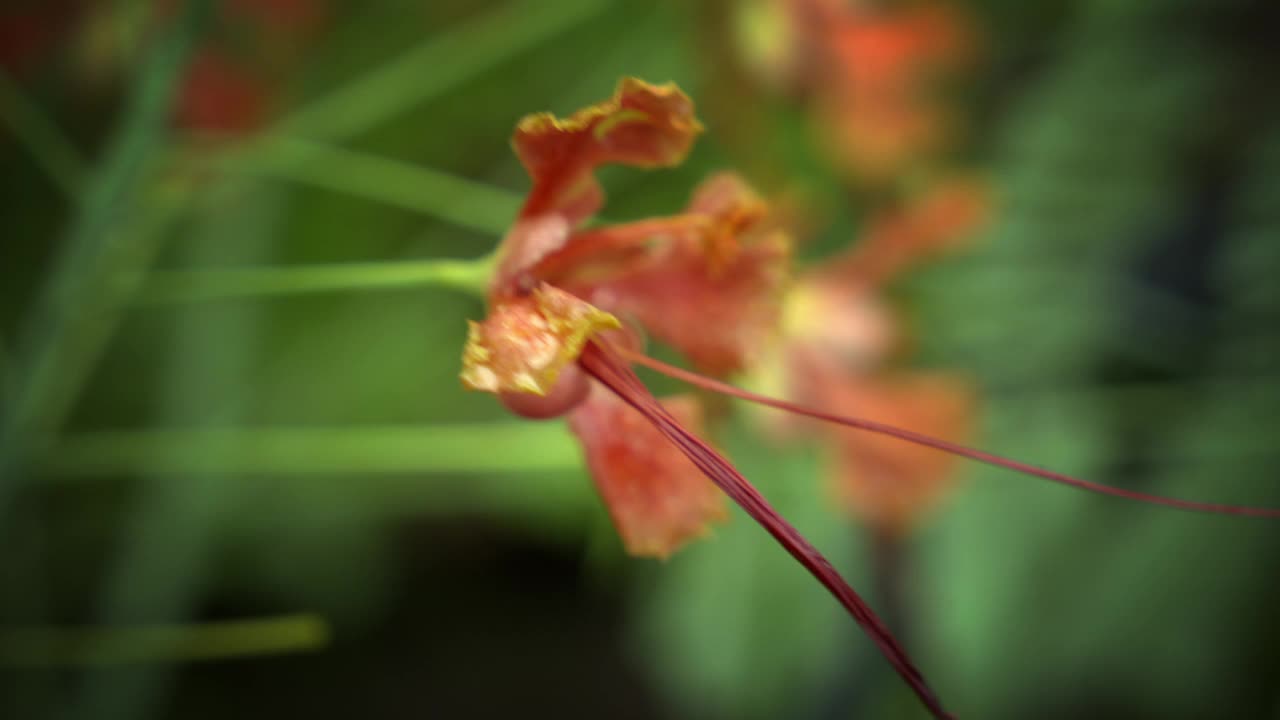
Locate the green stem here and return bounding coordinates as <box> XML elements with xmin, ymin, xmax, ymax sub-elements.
<box><xmin>232</xmin><ymin>137</ymin><xmax>521</xmax><ymax>236</ymax></box>
<box><xmin>137</xmin><ymin>254</ymin><xmax>495</xmax><ymax>304</ymax></box>
<box><xmin>40</xmin><ymin>422</ymin><xmax>582</xmax><ymax>477</ymax></box>
<box><xmin>0</xmin><ymin>614</ymin><xmax>329</xmax><ymax>667</ymax></box>
<box><xmin>0</xmin><ymin>2</ymin><xmax>206</xmax><ymax>494</ymax></box>
<box><xmin>166</xmin><ymin>0</ymin><xmax>608</xmax><ymax>232</ymax></box>
<box><xmin>277</xmin><ymin>0</ymin><xmax>609</xmax><ymax>140</ymax></box>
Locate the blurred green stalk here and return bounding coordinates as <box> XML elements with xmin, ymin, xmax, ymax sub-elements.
<box><xmin>277</xmin><ymin>0</ymin><xmax>609</xmax><ymax>139</ymax></box>
<box><xmin>0</xmin><ymin>614</ymin><xmax>329</xmax><ymax>667</ymax></box>
<box><xmin>42</xmin><ymin>422</ymin><xmax>581</xmax><ymax>477</ymax></box>
<box><xmin>233</xmin><ymin>137</ymin><xmax>522</xmax><ymax>235</ymax></box>
<box><xmin>0</xmin><ymin>1</ymin><xmax>206</xmax><ymax>496</ymax></box>
<box><xmin>2</xmin><ymin>0</ymin><xmax>608</xmax><ymax>477</ymax></box>
<box><xmin>139</xmin><ymin>254</ymin><xmax>495</xmax><ymax>303</ymax></box>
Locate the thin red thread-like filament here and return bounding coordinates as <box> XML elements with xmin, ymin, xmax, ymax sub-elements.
<box><xmin>578</xmin><ymin>341</ymin><xmax>954</xmax><ymax>720</ymax></box>
<box><xmin>617</xmin><ymin>347</ymin><xmax>1280</xmax><ymax>519</ymax></box>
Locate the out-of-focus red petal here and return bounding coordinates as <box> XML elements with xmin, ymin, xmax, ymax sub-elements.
<box><xmin>820</xmin><ymin>176</ymin><xmax>990</xmax><ymax>289</ymax></box>
<box><xmin>784</xmin><ymin>271</ymin><xmax>897</xmax><ymax>373</ymax></box>
<box><xmin>794</xmin><ymin>0</ymin><xmax>974</xmax><ymax>182</ymax></box>
<box><xmin>748</xmin><ymin>288</ymin><xmax>894</xmax><ymax>442</ymax></box>
<box><xmin>824</xmin><ymin>374</ymin><xmax>975</xmax><ymax>534</ymax></box>
<box><xmin>175</xmin><ymin>48</ymin><xmax>272</xmax><ymax>135</ymax></box>
<box><xmin>460</xmin><ymin>283</ymin><xmax>621</xmax><ymax>396</ymax></box>
<box><xmin>513</xmin><ymin>77</ymin><xmax>704</xmax><ymax>223</ymax></box>
<box><xmin>825</xmin><ymin>2</ymin><xmax>971</xmax><ymax>95</ymax></box>
<box><xmin>555</xmin><ymin>173</ymin><xmax>792</xmax><ymax>376</ymax></box>
<box><xmin>567</xmin><ymin>387</ymin><xmax>727</xmax><ymax>558</ymax></box>
<box><xmin>819</xmin><ymin>96</ymin><xmax>945</xmax><ymax>185</ymax></box>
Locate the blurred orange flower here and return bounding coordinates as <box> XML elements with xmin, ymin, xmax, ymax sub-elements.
<box><xmin>775</xmin><ymin>0</ymin><xmax>975</xmax><ymax>184</ymax></box>
<box><xmin>761</xmin><ymin>177</ymin><xmax>990</xmax><ymax>533</ymax></box>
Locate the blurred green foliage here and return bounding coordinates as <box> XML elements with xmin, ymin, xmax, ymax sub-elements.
<box><xmin>1</xmin><ymin>1</ymin><xmax>1279</xmax><ymax>719</ymax></box>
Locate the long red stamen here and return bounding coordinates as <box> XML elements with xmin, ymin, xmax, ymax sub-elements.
<box><xmin>617</xmin><ymin>347</ymin><xmax>1280</xmax><ymax>519</ymax></box>
<box><xmin>578</xmin><ymin>342</ymin><xmax>954</xmax><ymax>720</ymax></box>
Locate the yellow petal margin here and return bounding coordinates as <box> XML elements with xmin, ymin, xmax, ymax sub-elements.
<box><xmin>461</xmin><ymin>284</ymin><xmax>622</xmax><ymax>395</ymax></box>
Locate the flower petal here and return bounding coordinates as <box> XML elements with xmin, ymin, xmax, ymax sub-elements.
<box><xmin>176</xmin><ymin>48</ymin><xmax>272</xmax><ymax>135</ymax></box>
<box><xmin>492</xmin><ymin>79</ymin><xmax>705</xmax><ymax>291</ymax></box>
<box><xmin>822</xmin><ymin>177</ymin><xmax>989</xmax><ymax>289</ymax></box>
<box><xmin>461</xmin><ymin>284</ymin><xmax>621</xmax><ymax>396</ymax></box>
<box><xmin>556</xmin><ymin>173</ymin><xmax>792</xmax><ymax>376</ymax></box>
<box><xmin>805</xmin><ymin>1</ymin><xmax>975</xmax><ymax>182</ymax></box>
<box><xmin>567</xmin><ymin>387</ymin><xmax>727</xmax><ymax>558</ymax></box>
<box><xmin>824</xmin><ymin>374</ymin><xmax>976</xmax><ymax>534</ymax></box>
<box><xmin>513</xmin><ymin>77</ymin><xmax>704</xmax><ymax>223</ymax></box>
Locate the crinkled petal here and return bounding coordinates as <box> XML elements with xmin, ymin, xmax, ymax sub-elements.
<box><xmin>461</xmin><ymin>284</ymin><xmax>621</xmax><ymax>396</ymax></box>
<box><xmin>492</xmin><ymin>79</ymin><xmax>703</xmax><ymax>291</ymax></box>
<box><xmin>567</xmin><ymin>387</ymin><xmax>727</xmax><ymax>558</ymax></box>
<box><xmin>824</xmin><ymin>374</ymin><xmax>976</xmax><ymax>534</ymax></box>
<box><xmin>556</xmin><ymin>173</ymin><xmax>792</xmax><ymax>376</ymax></box>
<box><xmin>513</xmin><ymin>77</ymin><xmax>703</xmax><ymax>223</ymax></box>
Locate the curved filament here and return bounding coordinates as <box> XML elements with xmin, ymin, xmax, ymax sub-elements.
<box><xmin>618</xmin><ymin>347</ymin><xmax>1280</xmax><ymax>519</ymax></box>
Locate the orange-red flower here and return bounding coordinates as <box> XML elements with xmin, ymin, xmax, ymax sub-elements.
<box><xmin>463</xmin><ymin>78</ymin><xmax>789</xmax><ymax>558</ymax></box>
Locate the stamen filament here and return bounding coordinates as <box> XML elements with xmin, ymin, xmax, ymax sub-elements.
<box><xmin>579</xmin><ymin>342</ymin><xmax>954</xmax><ymax>720</ymax></box>
<box><xmin>618</xmin><ymin>347</ymin><xmax>1280</xmax><ymax>519</ymax></box>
